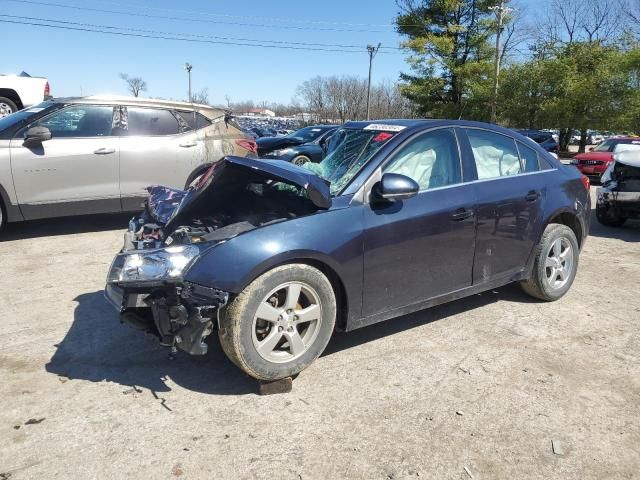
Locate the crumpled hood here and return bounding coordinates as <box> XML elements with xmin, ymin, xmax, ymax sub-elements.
<box><xmin>146</xmin><ymin>156</ymin><xmax>332</xmax><ymax>230</ymax></box>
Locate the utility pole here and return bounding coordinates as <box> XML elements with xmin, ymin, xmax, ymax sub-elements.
<box><xmin>489</xmin><ymin>1</ymin><xmax>511</xmax><ymax>124</ymax></box>
<box><xmin>184</xmin><ymin>62</ymin><xmax>193</xmax><ymax>102</ymax></box>
<box><xmin>366</xmin><ymin>43</ymin><xmax>381</xmax><ymax>121</ymax></box>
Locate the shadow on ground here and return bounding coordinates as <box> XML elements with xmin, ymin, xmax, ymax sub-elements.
<box><xmin>0</xmin><ymin>213</ymin><xmax>132</xmax><ymax>241</ymax></box>
<box><xmin>588</xmin><ymin>207</ymin><xmax>639</xmax><ymax>242</ymax></box>
<box><xmin>47</xmin><ymin>284</ymin><xmax>534</xmax><ymax>396</ymax></box>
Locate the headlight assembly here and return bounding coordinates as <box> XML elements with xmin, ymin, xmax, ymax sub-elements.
<box><xmin>108</xmin><ymin>245</ymin><xmax>200</xmax><ymax>283</ymax></box>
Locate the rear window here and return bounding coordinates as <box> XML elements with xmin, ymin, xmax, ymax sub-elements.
<box><xmin>517</xmin><ymin>141</ymin><xmax>540</xmax><ymax>173</ymax></box>
<box><xmin>175</xmin><ymin>110</ymin><xmax>212</xmax><ymax>132</ymax></box>
<box><xmin>127</xmin><ymin>107</ymin><xmax>180</xmax><ymax>136</ymax></box>
<box><xmin>466</xmin><ymin>129</ymin><xmax>522</xmax><ymax>179</ymax></box>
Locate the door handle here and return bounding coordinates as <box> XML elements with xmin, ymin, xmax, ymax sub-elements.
<box><xmin>94</xmin><ymin>148</ymin><xmax>115</xmax><ymax>155</ymax></box>
<box><xmin>525</xmin><ymin>190</ymin><xmax>540</xmax><ymax>202</ymax></box>
<box><xmin>179</xmin><ymin>142</ymin><xmax>198</xmax><ymax>148</ymax></box>
<box><xmin>451</xmin><ymin>208</ymin><xmax>474</xmax><ymax>221</ymax></box>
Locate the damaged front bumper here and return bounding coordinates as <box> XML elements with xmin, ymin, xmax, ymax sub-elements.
<box><xmin>105</xmin><ymin>279</ymin><xmax>228</xmax><ymax>356</ymax></box>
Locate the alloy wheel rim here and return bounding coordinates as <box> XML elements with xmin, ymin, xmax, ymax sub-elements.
<box><xmin>251</xmin><ymin>281</ymin><xmax>322</xmax><ymax>363</ymax></box>
<box><xmin>0</xmin><ymin>103</ymin><xmax>13</xmax><ymax>118</ymax></box>
<box><xmin>544</xmin><ymin>237</ymin><xmax>574</xmax><ymax>290</ymax></box>
<box><xmin>293</xmin><ymin>157</ymin><xmax>307</xmax><ymax>166</ymax></box>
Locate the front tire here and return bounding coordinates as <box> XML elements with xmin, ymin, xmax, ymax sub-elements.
<box><xmin>218</xmin><ymin>264</ymin><xmax>336</xmax><ymax>381</ymax></box>
<box><xmin>291</xmin><ymin>155</ymin><xmax>311</xmax><ymax>166</ymax></box>
<box><xmin>520</xmin><ymin>224</ymin><xmax>579</xmax><ymax>301</ymax></box>
<box><xmin>0</xmin><ymin>97</ymin><xmax>18</xmax><ymax>118</ymax></box>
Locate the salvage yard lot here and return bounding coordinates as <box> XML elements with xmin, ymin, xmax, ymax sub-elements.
<box><xmin>0</xmin><ymin>189</ymin><xmax>638</xmax><ymax>480</ymax></box>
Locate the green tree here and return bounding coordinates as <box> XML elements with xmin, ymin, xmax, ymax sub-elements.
<box><xmin>395</xmin><ymin>0</ymin><xmax>501</xmax><ymax>119</ymax></box>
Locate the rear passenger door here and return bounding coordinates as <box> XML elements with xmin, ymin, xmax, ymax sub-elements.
<box><xmin>461</xmin><ymin>129</ymin><xmax>546</xmax><ymax>284</ymax></box>
<box><xmin>118</xmin><ymin>107</ymin><xmax>205</xmax><ymax>210</ymax></box>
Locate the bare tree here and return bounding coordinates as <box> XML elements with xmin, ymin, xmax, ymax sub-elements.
<box><xmin>190</xmin><ymin>88</ymin><xmax>209</xmax><ymax>105</ymax></box>
<box><xmin>119</xmin><ymin>73</ymin><xmax>147</xmax><ymax>97</ymax></box>
<box><xmin>296</xmin><ymin>76</ymin><xmax>328</xmax><ymax>122</ymax></box>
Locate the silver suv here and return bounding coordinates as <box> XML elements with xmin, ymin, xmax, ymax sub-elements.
<box><xmin>0</xmin><ymin>96</ymin><xmax>257</xmax><ymax>230</ymax></box>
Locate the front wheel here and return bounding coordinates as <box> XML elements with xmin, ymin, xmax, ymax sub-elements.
<box><xmin>218</xmin><ymin>264</ymin><xmax>336</xmax><ymax>381</ymax></box>
<box><xmin>0</xmin><ymin>97</ymin><xmax>18</xmax><ymax>118</ymax></box>
<box><xmin>520</xmin><ymin>224</ymin><xmax>579</xmax><ymax>301</ymax></box>
<box><xmin>291</xmin><ymin>155</ymin><xmax>311</xmax><ymax>166</ymax></box>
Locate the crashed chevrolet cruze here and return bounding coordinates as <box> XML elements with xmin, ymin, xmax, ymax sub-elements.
<box><xmin>106</xmin><ymin>120</ymin><xmax>591</xmax><ymax>381</ymax></box>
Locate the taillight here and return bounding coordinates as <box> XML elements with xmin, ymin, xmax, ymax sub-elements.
<box><xmin>44</xmin><ymin>81</ymin><xmax>50</xmax><ymax>98</ymax></box>
<box><xmin>581</xmin><ymin>175</ymin><xmax>590</xmax><ymax>191</ymax></box>
<box><xmin>236</xmin><ymin>139</ymin><xmax>257</xmax><ymax>154</ymax></box>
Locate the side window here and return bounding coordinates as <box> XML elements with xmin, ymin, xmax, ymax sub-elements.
<box><xmin>466</xmin><ymin>129</ymin><xmax>522</xmax><ymax>179</ymax></box>
<box><xmin>174</xmin><ymin>110</ymin><xmax>212</xmax><ymax>132</ymax></box>
<box><xmin>383</xmin><ymin>128</ymin><xmax>462</xmax><ymax>190</ymax></box>
<box><xmin>517</xmin><ymin>141</ymin><xmax>540</xmax><ymax>173</ymax></box>
<box><xmin>32</xmin><ymin>105</ymin><xmax>113</xmax><ymax>138</ymax></box>
<box><xmin>127</xmin><ymin>108</ymin><xmax>180</xmax><ymax>136</ymax></box>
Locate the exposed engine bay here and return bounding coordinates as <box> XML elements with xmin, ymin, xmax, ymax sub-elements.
<box><xmin>125</xmin><ymin>180</ymin><xmax>319</xmax><ymax>251</ymax></box>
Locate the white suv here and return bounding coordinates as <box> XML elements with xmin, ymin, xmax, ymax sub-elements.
<box><xmin>0</xmin><ymin>96</ymin><xmax>257</xmax><ymax>231</ymax></box>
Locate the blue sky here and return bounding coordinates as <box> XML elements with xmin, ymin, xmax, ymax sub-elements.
<box><xmin>1</xmin><ymin>0</ymin><xmax>540</xmax><ymax>106</ymax></box>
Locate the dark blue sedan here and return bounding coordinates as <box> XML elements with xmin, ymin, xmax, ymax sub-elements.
<box><xmin>106</xmin><ymin>119</ymin><xmax>591</xmax><ymax>381</ymax></box>
<box><xmin>261</xmin><ymin>127</ymin><xmax>337</xmax><ymax>165</ymax></box>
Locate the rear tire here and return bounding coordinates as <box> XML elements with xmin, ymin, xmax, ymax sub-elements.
<box><xmin>596</xmin><ymin>204</ymin><xmax>627</xmax><ymax>227</ymax></box>
<box><xmin>218</xmin><ymin>264</ymin><xmax>336</xmax><ymax>381</ymax></box>
<box><xmin>520</xmin><ymin>224</ymin><xmax>579</xmax><ymax>301</ymax></box>
<box><xmin>0</xmin><ymin>97</ymin><xmax>18</xmax><ymax>118</ymax></box>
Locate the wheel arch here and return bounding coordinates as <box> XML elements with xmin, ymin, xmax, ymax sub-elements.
<box><xmin>545</xmin><ymin>209</ymin><xmax>584</xmax><ymax>248</ymax></box>
<box><xmin>0</xmin><ymin>89</ymin><xmax>23</xmax><ymax>110</ymax></box>
<box><xmin>235</xmin><ymin>253</ymin><xmax>350</xmax><ymax>332</ymax></box>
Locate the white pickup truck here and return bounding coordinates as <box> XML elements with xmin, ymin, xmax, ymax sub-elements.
<box><xmin>0</xmin><ymin>73</ymin><xmax>51</xmax><ymax>118</ymax></box>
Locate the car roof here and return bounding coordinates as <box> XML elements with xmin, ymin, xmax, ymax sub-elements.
<box><xmin>51</xmin><ymin>95</ymin><xmax>224</xmax><ymax>113</ymax></box>
<box><xmin>344</xmin><ymin>119</ymin><xmax>435</xmax><ymax>129</ymax></box>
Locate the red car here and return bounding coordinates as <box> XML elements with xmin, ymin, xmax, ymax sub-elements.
<box><xmin>572</xmin><ymin>137</ymin><xmax>640</xmax><ymax>180</ymax></box>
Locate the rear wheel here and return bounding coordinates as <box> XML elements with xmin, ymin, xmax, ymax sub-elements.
<box><xmin>521</xmin><ymin>224</ymin><xmax>579</xmax><ymax>301</ymax></box>
<box><xmin>0</xmin><ymin>97</ymin><xmax>18</xmax><ymax>118</ymax></box>
<box><xmin>218</xmin><ymin>264</ymin><xmax>336</xmax><ymax>381</ymax></box>
<box><xmin>596</xmin><ymin>204</ymin><xmax>627</xmax><ymax>227</ymax></box>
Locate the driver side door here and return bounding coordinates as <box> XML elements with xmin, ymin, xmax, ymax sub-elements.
<box><xmin>9</xmin><ymin>104</ymin><xmax>121</xmax><ymax>219</ymax></box>
<box><xmin>361</xmin><ymin>128</ymin><xmax>477</xmax><ymax>319</ymax></box>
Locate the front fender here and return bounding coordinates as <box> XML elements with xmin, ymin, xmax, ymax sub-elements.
<box><xmin>184</xmin><ymin>205</ymin><xmax>365</xmax><ymax>320</ymax></box>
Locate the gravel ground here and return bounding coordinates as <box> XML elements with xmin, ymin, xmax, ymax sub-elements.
<box><xmin>0</xmin><ymin>189</ymin><xmax>638</xmax><ymax>480</ymax></box>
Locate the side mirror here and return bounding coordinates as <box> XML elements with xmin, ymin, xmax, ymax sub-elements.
<box><xmin>23</xmin><ymin>126</ymin><xmax>52</xmax><ymax>147</ymax></box>
<box><xmin>374</xmin><ymin>173</ymin><xmax>420</xmax><ymax>202</ymax></box>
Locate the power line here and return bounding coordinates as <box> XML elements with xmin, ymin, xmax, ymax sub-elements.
<box><xmin>0</xmin><ymin>17</ymin><xmax>406</xmax><ymax>54</ymax></box>
<box><xmin>3</xmin><ymin>0</ymin><xmax>402</xmax><ymax>33</ymax></box>
<box><xmin>1</xmin><ymin>14</ymin><xmax>410</xmax><ymax>52</ymax></box>
<box><xmin>81</xmin><ymin>0</ymin><xmax>404</xmax><ymax>29</ymax></box>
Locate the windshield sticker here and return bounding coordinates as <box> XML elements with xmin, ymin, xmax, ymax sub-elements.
<box><xmin>373</xmin><ymin>132</ymin><xmax>394</xmax><ymax>142</ymax></box>
<box><xmin>364</xmin><ymin>124</ymin><xmax>406</xmax><ymax>132</ymax></box>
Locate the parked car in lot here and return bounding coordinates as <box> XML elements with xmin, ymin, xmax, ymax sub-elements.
<box><xmin>571</xmin><ymin>137</ymin><xmax>640</xmax><ymax>181</ymax></box>
<box><xmin>0</xmin><ymin>72</ymin><xmax>51</xmax><ymax>118</ymax></box>
<box><xmin>105</xmin><ymin>119</ymin><xmax>591</xmax><ymax>381</ymax></box>
<box><xmin>256</xmin><ymin>125</ymin><xmax>335</xmax><ymax>157</ymax></box>
<box><xmin>596</xmin><ymin>151</ymin><xmax>640</xmax><ymax>226</ymax></box>
<box><xmin>261</xmin><ymin>127</ymin><xmax>337</xmax><ymax>165</ymax></box>
<box><xmin>0</xmin><ymin>96</ymin><xmax>256</xmax><ymax>231</ymax></box>
<box><xmin>515</xmin><ymin>129</ymin><xmax>559</xmax><ymax>153</ymax></box>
